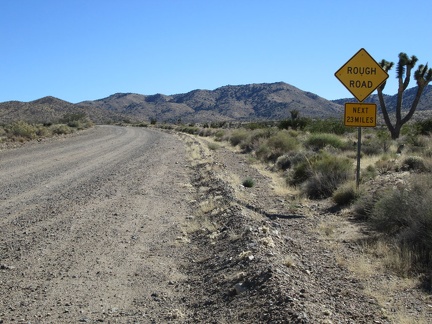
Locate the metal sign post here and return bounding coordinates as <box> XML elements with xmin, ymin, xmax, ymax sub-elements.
<box><xmin>335</xmin><ymin>48</ymin><xmax>389</xmax><ymax>188</ymax></box>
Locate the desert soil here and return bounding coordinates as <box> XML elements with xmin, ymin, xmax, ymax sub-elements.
<box><xmin>1</xmin><ymin>125</ymin><xmax>431</xmax><ymax>323</ymax></box>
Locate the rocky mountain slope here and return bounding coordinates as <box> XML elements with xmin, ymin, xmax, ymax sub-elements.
<box><xmin>79</xmin><ymin>82</ymin><xmax>343</xmax><ymax>123</ymax></box>
<box><xmin>1</xmin><ymin>82</ymin><xmax>431</xmax><ymax>124</ymax></box>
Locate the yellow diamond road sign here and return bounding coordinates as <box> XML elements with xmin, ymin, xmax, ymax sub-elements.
<box><xmin>335</xmin><ymin>48</ymin><xmax>389</xmax><ymax>102</ymax></box>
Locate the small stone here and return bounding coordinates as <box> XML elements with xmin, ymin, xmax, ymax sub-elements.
<box><xmin>323</xmin><ymin>309</ymin><xmax>332</xmax><ymax>316</ymax></box>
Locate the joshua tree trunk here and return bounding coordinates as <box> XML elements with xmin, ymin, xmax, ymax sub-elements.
<box><xmin>378</xmin><ymin>53</ymin><xmax>432</xmax><ymax>139</ymax></box>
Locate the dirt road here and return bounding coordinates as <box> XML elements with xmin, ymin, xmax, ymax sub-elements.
<box><xmin>2</xmin><ymin>126</ymin><xmax>428</xmax><ymax>323</ymax></box>
<box><xmin>0</xmin><ymin>126</ymin><xmax>194</xmax><ymax>323</ymax></box>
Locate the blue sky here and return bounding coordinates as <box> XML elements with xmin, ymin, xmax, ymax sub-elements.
<box><xmin>1</xmin><ymin>0</ymin><xmax>432</xmax><ymax>103</ymax></box>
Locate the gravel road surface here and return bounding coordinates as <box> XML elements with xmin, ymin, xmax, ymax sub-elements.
<box><xmin>0</xmin><ymin>126</ymin><xmax>193</xmax><ymax>323</ymax></box>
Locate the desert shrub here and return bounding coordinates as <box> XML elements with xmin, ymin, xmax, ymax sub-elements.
<box><xmin>244</xmin><ymin>122</ymin><xmax>269</xmax><ymax>130</ymax></box>
<box><xmin>278</xmin><ymin>117</ymin><xmax>309</xmax><ymax>130</ymax></box>
<box><xmin>304</xmin><ymin>118</ymin><xmax>349</xmax><ymax>135</ymax></box>
<box><xmin>210</xmin><ymin>121</ymin><xmax>226</xmax><ymax>128</ymax></box>
<box><xmin>274</xmin><ymin>154</ymin><xmax>292</xmax><ymax>171</ymax></box>
<box><xmin>7</xmin><ymin>121</ymin><xmax>38</xmax><ymax>140</ymax></box>
<box><xmin>178</xmin><ymin>126</ymin><xmax>199</xmax><ymax>135</ymax></box>
<box><xmin>301</xmin><ymin>153</ymin><xmax>353</xmax><ymax>199</ymax></box>
<box><xmin>274</xmin><ymin>150</ymin><xmax>314</xmax><ymax>172</ymax></box>
<box><xmin>60</xmin><ymin>112</ymin><xmax>86</xmax><ymax>124</ymax></box>
<box><xmin>369</xmin><ymin>175</ymin><xmax>432</xmax><ymax>268</ymax></box>
<box><xmin>305</xmin><ymin>133</ymin><xmax>344</xmax><ymax>150</ymax></box>
<box><xmin>399</xmin><ymin>156</ymin><xmax>430</xmax><ymax>172</ymax></box>
<box><xmin>198</xmin><ymin>128</ymin><xmax>212</xmax><ymax>137</ymax></box>
<box><xmin>255</xmin><ymin>131</ymin><xmax>298</xmax><ymax>162</ymax></box>
<box><xmin>285</xmin><ymin>151</ymin><xmax>316</xmax><ymax>185</ymax></box>
<box><xmin>51</xmin><ymin>124</ymin><xmax>73</xmax><ymax>135</ymax></box>
<box><xmin>332</xmin><ymin>182</ymin><xmax>358</xmax><ymax>206</ymax></box>
<box><xmin>361</xmin><ymin>140</ymin><xmax>383</xmax><ymax>155</ymax></box>
<box><xmin>240</xmin><ymin>128</ymin><xmax>276</xmax><ymax>153</ymax></box>
<box><xmin>35</xmin><ymin>126</ymin><xmax>52</xmax><ymax>137</ymax></box>
<box><xmin>375</xmin><ymin>158</ymin><xmax>396</xmax><ymax>174</ymax></box>
<box><xmin>416</xmin><ymin>117</ymin><xmax>432</xmax><ymax>135</ymax></box>
<box><xmin>207</xmin><ymin>142</ymin><xmax>220</xmax><ymax>151</ymax></box>
<box><xmin>376</xmin><ymin>129</ymin><xmax>392</xmax><ymax>153</ymax></box>
<box><xmin>255</xmin><ymin>143</ymin><xmax>271</xmax><ymax>161</ymax></box>
<box><xmin>361</xmin><ymin>165</ymin><xmax>377</xmax><ymax>181</ymax></box>
<box><xmin>267</xmin><ymin>131</ymin><xmax>297</xmax><ymax>150</ymax></box>
<box><xmin>288</xmin><ymin>160</ymin><xmax>311</xmax><ymax>186</ymax></box>
<box><xmin>352</xmin><ymin>191</ymin><xmax>379</xmax><ymax>221</ymax></box>
<box><xmin>242</xmin><ymin>178</ymin><xmax>255</xmax><ymax>188</ymax></box>
<box><xmin>212</xmin><ymin>130</ymin><xmax>225</xmax><ymax>142</ymax></box>
<box><xmin>229</xmin><ymin>129</ymin><xmax>249</xmax><ymax>146</ymax></box>
<box><xmin>353</xmin><ymin>174</ymin><xmax>432</xmax><ymax>275</ymax></box>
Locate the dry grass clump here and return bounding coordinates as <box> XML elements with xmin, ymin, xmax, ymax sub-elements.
<box><xmin>255</xmin><ymin>131</ymin><xmax>298</xmax><ymax>162</ymax></box>
<box><xmin>285</xmin><ymin>152</ymin><xmax>353</xmax><ymax>199</ymax></box>
<box><xmin>304</xmin><ymin>133</ymin><xmax>345</xmax><ymax>151</ymax></box>
<box><xmin>354</xmin><ymin>174</ymin><xmax>432</xmax><ymax>276</ymax></box>
<box><xmin>2</xmin><ymin>115</ymin><xmax>93</xmax><ymax>143</ymax></box>
<box><xmin>332</xmin><ymin>182</ymin><xmax>358</xmax><ymax>206</ymax></box>
<box><xmin>229</xmin><ymin>129</ymin><xmax>249</xmax><ymax>146</ymax></box>
<box><xmin>399</xmin><ymin>156</ymin><xmax>431</xmax><ymax>172</ymax></box>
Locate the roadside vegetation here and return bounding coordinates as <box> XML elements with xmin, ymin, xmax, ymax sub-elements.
<box><xmin>165</xmin><ymin>114</ymin><xmax>432</xmax><ymax>289</ymax></box>
<box><xmin>0</xmin><ymin>113</ymin><xmax>94</xmax><ymax>144</ymax></box>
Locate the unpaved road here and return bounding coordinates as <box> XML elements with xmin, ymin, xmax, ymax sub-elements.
<box><xmin>1</xmin><ymin>126</ymin><xmax>429</xmax><ymax>323</ymax></box>
<box><xmin>0</xmin><ymin>126</ymin><xmax>194</xmax><ymax>323</ymax></box>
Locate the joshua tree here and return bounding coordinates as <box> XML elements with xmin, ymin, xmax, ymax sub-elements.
<box><xmin>377</xmin><ymin>53</ymin><xmax>432</xmax><ymax>139</ymax></box>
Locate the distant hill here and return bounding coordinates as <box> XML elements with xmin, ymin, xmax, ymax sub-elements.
<box><xmin>1</xmin><ymin>82</ymin><xmax>432</xmax><ymax>124</ymax></box>
<box><xmin>0</xmin><ymin>96</ymin><xmax>119</xmax><ymax>124</ymax></box>
<box><xmin>79</xmin><ymin>82</ymin><xmax>343</xmax><ymax>123</ymax></box>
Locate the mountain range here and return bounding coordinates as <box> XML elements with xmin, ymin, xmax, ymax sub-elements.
<box><xmin>1</xmin><ymin>82</ymin><xmax>431</xmax><ymax>124</ymax></box>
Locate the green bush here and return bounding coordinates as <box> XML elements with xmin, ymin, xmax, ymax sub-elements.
<box><xmin>371</xmin><ymin>175</ymin><xmax>432</xmax><ymax>264</ymax></box>
<box><xmin>240</xmin><ymin>128</ymin><xmax>276</xmax><ymax>153</ymax></box>
<box><xmin>375</xmin><ymin>158</ymin><xmax>396</xmax><ymax>174</ymax></box>
<box><xmin>274</xmin><ymin>154</ymin><xmax>292</xmax><ymax>171</ymax></box>
<box><xmin>302</xmin><ymin>154</ymin><xmax>353</xmax><ymax>199</ymax></box>
<box><xmin>354</xmin><ymin>174</ymin><xmax>432</xmax><ymax>273</ymax></box>
<box><xmin>399</xmin><ymin>156</ymin><xmax>430</xmax><ymax>172</ymax></box>
<box><xmin>207</xmin><ymin>142</ymin><xmax>220</xmax><ymax>151</ymax></box>
<box><xmin>242</xmin><ymin>178</ymin><xmax>255</xmax><ymax>188</ymax></box>
<box><xmin>229</xmin><ymin>129</ymin><xmax>249</xmax><ymax>146</ymax></box>
<box><xmin>361</xmin><ymin>140</ymin><xmax>383</xmax><ymax>155</ymax></box>
<box><xmin>305</xmin><ymin>133</ymin><xmax>344</xmax><ymax>150</ymax></box>
<box><xmin>7</xmin><ymin>121</ymin><xmax>38</xmax><ymax>140</ymax></box>
<box><xmin>255</xmin><ymin>131</ymin><xmax>298</xmax><ymax>162</ymax></box>
<box><xmin>267</xmin><ymin>131</ymin><xmax>298</xmax><ymax>152</ymax></box>
<box><xmin>278</xmin><ymin>117</ymin><xmax>309</xmax><ymax>130</ymax></box>
<box><xmin>51</xmin><ymin>124</ymin><xmax>73</xmax><ymax>135</ymax></box>
<box><xmin>305</xmin><ymin>118</ymin><xmax>349</xmax><ymax>135</ymax></box>
<box><xmin>361</xmin><ymin>165</ymin><xmax>377</xmax><ymax>181</ymax></box>
<box><xmin>416</xmin><ymin>117</ymin><xmax>432</xmax><ymax>135</ymax></box>
<box><xmin>332</xmin><ymin>182</ymin><xmax>358</xmax><ymax>205</ymax></box>
<box><xmin>179</xmin><ymin>126</ymin><xmax>199</xmax><ymax>135</ymax></box>
<box><xmin>214</xmin><ymin>130</ymin><xmax>225</xmax><ymax>141</ymax></box>
<box><xmin>352</xmin><ymin>192</ymin><xmax>379</xmax><ymax>221</ymax></box>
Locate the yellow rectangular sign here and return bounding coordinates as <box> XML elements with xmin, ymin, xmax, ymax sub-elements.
<box><xmin>344</xmin><ymin>103</ymin><xmax>377</xmax><ymax>127</ymax></box>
